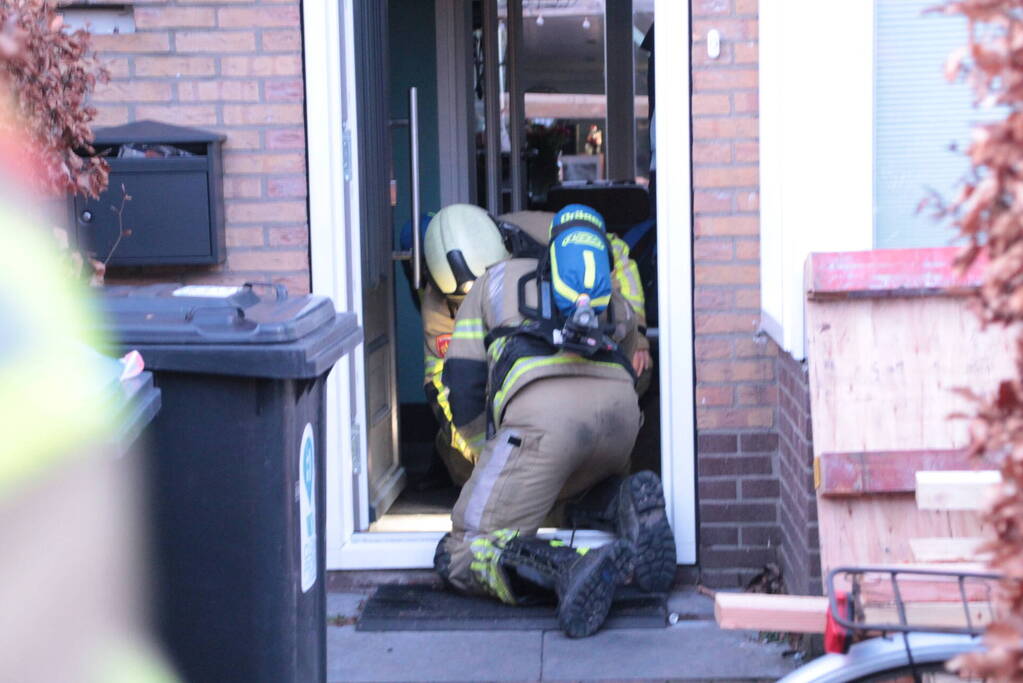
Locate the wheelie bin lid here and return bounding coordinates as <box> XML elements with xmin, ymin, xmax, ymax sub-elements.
<box><xmin>96</xmin><ymin>283</ymin><xmax>362</xmax><ymax>379</ymax></box>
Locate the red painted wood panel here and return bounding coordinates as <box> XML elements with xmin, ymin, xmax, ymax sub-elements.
<box><xmin>818</xmin><ymin>449</ymin><xmax>993</xmax><ymax>496</ymax></box>
<box><xmin>807</xmin><ymin>247</ymin><xmax>988</xmax><ymax>300</ymax></box>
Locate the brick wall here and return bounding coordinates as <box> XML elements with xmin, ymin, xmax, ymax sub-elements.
<box><xmin>88</xmin><ymin>1</ymin><xmax>310</xmax><ymax>294</ymax></box>
<box><xmin>776</xmin><ymin>347</ymin><xmax>822</xmax><ymax>595</ymax></box>
<box><xmin>691</xmin><ymin>0</ymin><xmax>782</xmax><ymax>587</ymax></box>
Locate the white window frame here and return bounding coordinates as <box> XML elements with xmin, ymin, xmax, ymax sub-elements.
<box><xmin>759</xmin><ymin>0</ymin><xmax>875</xmax><ymax>360</ymax></box>
<box><xmin>306</xmin><ymin>0</ymin><xmax>695</xmax><ymax>569</ymax></box>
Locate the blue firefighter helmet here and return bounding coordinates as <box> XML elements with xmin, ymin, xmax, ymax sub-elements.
<box><xmin>548</xmin><ymin>204</ymin><xmax>613</xmax><ymax>317</ymax></box>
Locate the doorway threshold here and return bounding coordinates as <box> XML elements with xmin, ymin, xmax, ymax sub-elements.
<box><xmin>332</xmin><ymin>528</ymin><xmax>616</xmax><ymax>570</ymax></box>
<box><xmin>368</xmin><ymin>513</ymin><xmax>452</xmax><ymax>533</ymax></box>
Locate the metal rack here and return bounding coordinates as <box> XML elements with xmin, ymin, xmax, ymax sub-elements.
<box><xmin>827</xmin><ymin>566</ymin><xmax>1003</xmax><ymax>637</ymax></box>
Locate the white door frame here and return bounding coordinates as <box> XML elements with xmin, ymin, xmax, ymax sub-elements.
<box><xmin>653</xmin><ymin>0</ymin><xmax>697</xmax><ymax>565</ymax></box>
<box><xmin>306</xmin><ymin>0</ymin><xmax>696</xmax><ymax>570</ymax></box>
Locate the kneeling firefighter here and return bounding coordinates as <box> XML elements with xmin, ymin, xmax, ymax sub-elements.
<box><xmin>421</xmin><ymin>204</ymin><xmax>652</xmax><ymax>487</ymax></box>
<box><xmin>420</xmin><ymin>205</ymin><xmax>514</xmax><ymax>485</ymax></box>
<box><xmin>433</xmin><ymin>204</ymin><xmax>676</xmax><ymax>638</ymax></box>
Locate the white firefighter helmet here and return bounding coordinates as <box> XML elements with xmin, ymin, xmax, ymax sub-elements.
<box><xmin>424</xmin><ymin>204</ymin><xmax>509</xmax><ymax>295</ymax></box>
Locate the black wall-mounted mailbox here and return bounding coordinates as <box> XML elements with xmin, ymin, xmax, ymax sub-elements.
<box><xmin>75</xmin><ymin>120</ymin><xmax>227</xmax><ymax>266</ymax></box>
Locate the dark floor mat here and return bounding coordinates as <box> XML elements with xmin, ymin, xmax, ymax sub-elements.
<box><xmin>357</xmin><ymin>583</ymin><xmax>667</xmax><ymax>632</ymax></box>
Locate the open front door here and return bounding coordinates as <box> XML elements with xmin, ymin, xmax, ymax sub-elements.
<box><xmin>314</xmin><ymin>0</ymin><xmax>695</xmax><ymax>568</ymax></box>
<box><xmin>352</xmin><ymin>1</ymin><xmax>405</xmax><ymax>524</ymax></box>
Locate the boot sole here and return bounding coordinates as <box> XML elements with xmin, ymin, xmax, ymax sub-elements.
<box><xmin>618</xmin><ymin>471</ymin><xmax>677</xmax><ymax>593</ymax></box>
<box><xmin>557</xmin><ymin>540</ymin><xmax>632</xmax><ymax>638</ymax></box>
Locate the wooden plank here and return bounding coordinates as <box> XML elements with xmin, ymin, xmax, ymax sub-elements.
<box><xmin>817</xmin><ymin>449</ymin><xmax>989</xmax><ymax>496</ymax></box>
<box><xmin>909</xmin><ymin>537</ymin><xmax>987</xmax><ymax>563</ymax></box>
<box><xmin>806</xmin><ymin>247</ymin><xmax>986</xmax><ymax>301</ymax></box>
<box><xmin>915</xmin><ymin>471</ymin><xmax>1001</xmax><ymax>511</ymax></box>
<box><xmin>805</xmin><ymin>292</ymin><xmax>1012</xmax><ymax>577</ymax></box>
<box><xmin>714</xmin><ymin>592</ymin><xmax>828</xmax><ymax>633</ymax></box>
<box><xmin>861</xmin><ymin>601</ymin><xmax>994</xmax><ymax>630</ymax></box>
<box><xmin>858</xmin><ymin>577</ymin><xmax>993</xmax><ymax>605</ymax></box>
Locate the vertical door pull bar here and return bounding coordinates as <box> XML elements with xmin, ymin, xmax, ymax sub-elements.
<box><xmin>409</xmin><ymin>86</ymin><xmax>423</xmax><ymax>289</ymax></box>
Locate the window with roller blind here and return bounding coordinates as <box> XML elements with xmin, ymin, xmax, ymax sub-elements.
<box><xmin>874</xmin><ymin>0</ymin><xmax>999</xmax><ymax>249</ymax></box>
<box><xmin>759</xmin><ymin>1</ymin><xmax>992</xmax><ymax>359</ymax></box>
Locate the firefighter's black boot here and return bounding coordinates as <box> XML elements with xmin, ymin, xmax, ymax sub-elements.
<box><xmin>499</xmin><ymin>537</ymin><xmax>633</xmax><ymax>638</ymax></box>
<box><xmin>565</xmin><ymin>471</ymin><xmax>677</xmax><ymax>593</ymax></box>
<box><xmin>618</xmin><ymin>471</ymin><xmax>677</xmax><ymax>593</ymax></box>
<box><xmin>564</xmin><ymin>475</ymin><xmax>623</xmax><ymax>530</ymax></box>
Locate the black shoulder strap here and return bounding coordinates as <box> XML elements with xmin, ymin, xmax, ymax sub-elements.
<box><xmin>484</xmin><ymin>325</ymin><xmax>519</xmax><ymax>348</ymax></box>
<box><xmin>484</xmin><ymin>320</ymin><xmax>559</xmax><ymax>349</ymax></box>
<box><xmin>497</xmin><ymin>221</ymin><xmax>546</xmax><ymax>259</ymax></box>
<box><xmin>518</xmin><ymin>269</ymin><xmax>543</xmax><ymax>321</ymax></box>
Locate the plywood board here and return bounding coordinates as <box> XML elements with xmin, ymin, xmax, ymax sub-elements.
<box><xmin>813</xmin><ymin>494</ymin><xmax>987</xmax><ymax>571</ymax></box>
<box><xmin>805</xmin><ymin>293</ymin><xmax>1014</xmax><ymax>578</ymax></box>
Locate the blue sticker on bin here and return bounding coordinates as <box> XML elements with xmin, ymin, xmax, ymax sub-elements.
<box><xmin>299</xmin><ymin>423</ymin><xmax>316</xmax><ymax>593</ymax></box>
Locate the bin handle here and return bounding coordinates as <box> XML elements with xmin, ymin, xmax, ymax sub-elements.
<box><xmin>185</xmin><ymin>305</ymin><xmax>246</xmax><ymax>323</ymax></box>
<box><xmin>243</xmin><ymin>281</ymin><xmax>288</xmax><ymax>300</ymax></box>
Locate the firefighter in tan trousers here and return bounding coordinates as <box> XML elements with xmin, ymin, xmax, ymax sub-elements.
<box><xmin>430</xmin><ymin>204</ymin><xmax>675</xmax><ymax>638</ymax></box>
<box><xmin>420</xmin><ymin>205</ymin><xmax>652</xmax><ymax>487</ymax></box>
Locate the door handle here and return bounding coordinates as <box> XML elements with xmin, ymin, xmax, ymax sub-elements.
<box><xmin>408</xmin><ymin>86</ymin><xmax>422</xmax><ymax>290</ymax></box>
<box><xmin>389</xmin><ymin>87</ymin><xmax>423</xmax><ymax>290</ymax></box>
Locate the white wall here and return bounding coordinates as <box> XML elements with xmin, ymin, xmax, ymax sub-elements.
<box><xmin>759</xmin><ymin>0</ymin><xmax>874</xmax><ymax>359</ymax></box>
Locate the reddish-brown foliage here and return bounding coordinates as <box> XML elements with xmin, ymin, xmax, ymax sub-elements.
<box><xmin>942</xmin><ymin>1</ymin><xmax>1023</xmax><ymax>679</ymax></box>
<box><xmin>0</xmin><ymin>0</ymin><xmax>108</xmax><ymax>198</ymax></box>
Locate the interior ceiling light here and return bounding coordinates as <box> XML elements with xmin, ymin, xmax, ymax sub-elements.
<box><xmin>536</xmin><ymin>13</ymin><xmax>545</xmax><ymax>25</ymax></box>
<box><xmin>582</xmin><ymin>16</ymin><xmax>591</xmax><ymax>29</ymax></box>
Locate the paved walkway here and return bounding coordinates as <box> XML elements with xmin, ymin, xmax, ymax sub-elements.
<box><xmin>326</xmin><ymin>587</ymin><xmax>802</xmax><ymax>682</ymax></box>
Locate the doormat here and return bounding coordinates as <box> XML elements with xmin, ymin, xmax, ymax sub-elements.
<box><xmin>356</xmin><ymin>584</ymin><xmax>667</xmax><ymax>632</ymax></box>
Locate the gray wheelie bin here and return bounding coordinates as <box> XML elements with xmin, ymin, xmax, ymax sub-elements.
<box><xmin>96</xmin><ymin>282</ymin><xmax>361</xmax><ymax>683</ymax></box>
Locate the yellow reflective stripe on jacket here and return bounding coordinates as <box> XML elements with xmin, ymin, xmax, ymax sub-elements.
<box><xmin>467</xmin><ymin>431</ymin><xmax>486</xmax><ymax>452</ymax></box>
<box><xmin>487</xmin><ymin>336</ymin><xmax>509</xmax><ymax>364</ymax></box>
<box><xmin>610</xmin><ymin>236</ymin><xmax>645</xmax><ymax>315</ymax></box>
<box><xmin>452</xmin><ymin>317</ymin><xmax>485</xmax><ymax>341</ymax></box>
<box><xmin>425</xmin><ymin>351</ymin><xmax>477</xmax><ymax>460</ymax></box>
<box><xmin>424</xmin><ymin>355</ymin><xmax>444</xmax><ymax>383</ymax></box>
<box><xmin>491</xmin><ymin>354</ymin><xmax>627</xmax><ymax>425</ymax></box>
